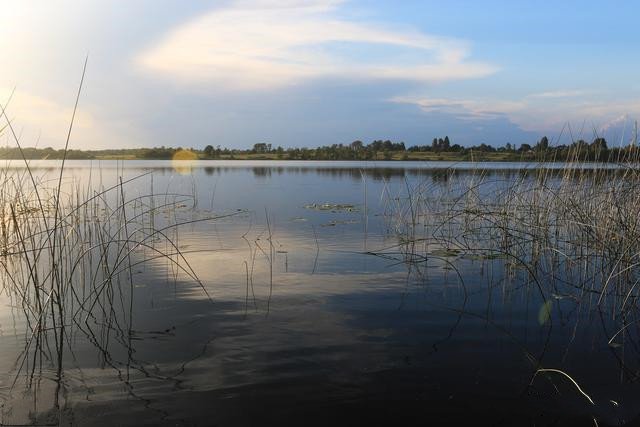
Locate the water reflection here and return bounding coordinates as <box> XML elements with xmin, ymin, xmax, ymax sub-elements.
<box><xmin>0</xmin><ymin>161</ymin><xmax>638</xmax><ymax>426</ymax></box>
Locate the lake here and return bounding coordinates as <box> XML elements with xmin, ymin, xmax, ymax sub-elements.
<box><xmin>0</xmin><ymin>160</ymin><xmax>638</xmax><ymax>426</ymax></box>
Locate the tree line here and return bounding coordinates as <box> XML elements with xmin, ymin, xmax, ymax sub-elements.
<box><xmin>202</xmin><ymin>136</ymin><xmax>637</xmax><ymax>162</ymax></box>
<box><xmin>0</xmin><ymin>136</ymin><xmax>636</xmax><ymax>162</ymax></box>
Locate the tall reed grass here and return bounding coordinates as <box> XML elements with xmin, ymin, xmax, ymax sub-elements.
<box><xmin>0</xmin><ymin>66</ymin><xmax>235</xmax><ymax>422</ymax></box>
<box><xmin>379</xmin><ymin>151</ymin><xmax>640</xmax><ymax>420</ymax></box>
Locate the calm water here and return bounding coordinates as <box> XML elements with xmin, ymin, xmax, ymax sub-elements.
<box><xmin>0</xmin><ymin>160</ymin><xmax>638</xmax><ymax>426</ymax></box>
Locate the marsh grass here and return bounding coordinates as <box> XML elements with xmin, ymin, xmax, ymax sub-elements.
<box><xmin>0</xmin><ymin>68</ymin><xmax>240</xmax><ymax>424</ymax></box>
<box><xmin>378</xmin><ymin>151</ymin><xmax>640</xmax><ymax>421</ymax></box>
<box><xmin>383</xmin><ymin>140</ymin><xmax>640</xmax><ymax>306</ymax></box>
<box><xmin>0</xmin><ymin>162</ymin><xmax>240</xmax><ymax>418</ymax></box>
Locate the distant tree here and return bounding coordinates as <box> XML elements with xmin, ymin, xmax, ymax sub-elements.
<box><xmin>519</xmin><ymin>143</ymin><xmax>532</xmax><ymax>152</ymax></box>
<box><xmin>536</xmin><ymin>136</ymin><xmax>549</xmax><ymax>151</ymax></box>
<box><xmin>592</xmin><ymin>137</ymin><xmax>608</xmax><ymax>151</ymax></box>
<box><xmin>253</xmin><ymin>143</ymin><xmax>270</xmax><ymax>153</ymax></box>
<box><xmin>364</xmin><ymin>149</ymin><xmax>375</xmax><ymax>160</ymax></box>
<box><xmin>204</xmin><ymin>145</ymin><xmax>214</xmax><ymax>157</ymax></box>
<box><xmin>351</xmin><ymin>140</ymin><xmax>363</xmax><ymax>151</ymax></box>
<box><xmin>591</xmin><ymin>137</ymin><xmax>609</xmax><ymax>161</ymax></box>
<box><xmin>477</xmin><ymin>143</ymin><xmax>495</xmax><ymax>152</ymax></box>
<box><xmin>369</xmin><ymin>140</ymin><xmax>380</xmax><ymax>152</ymax></box>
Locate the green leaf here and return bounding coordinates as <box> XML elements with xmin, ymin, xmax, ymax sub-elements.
<box><xmin>538</xmin><ymin>300</ymin><xmax>553</xmax><ymax>326</ymax></box>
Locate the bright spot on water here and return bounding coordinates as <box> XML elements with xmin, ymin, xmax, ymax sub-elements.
<box><xmin>171</xmin><ymin>150</ymin><xmax>198</xmax><ymax>174</ymax></box>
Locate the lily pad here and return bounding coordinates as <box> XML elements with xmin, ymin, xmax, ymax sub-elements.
<box><xmin>430</xmin><ymin>248</ymin><xmax>461</xmax><ymax>258</ymax></box>
<box><xmin>304</xmin><ymin>203</ymin><xmax>359</xmax><ymax>213</ymax></box>
<box><xmin>321</xmin><ymin>219</ymin><xmax>359</xmax><ymax>227</ymax></box>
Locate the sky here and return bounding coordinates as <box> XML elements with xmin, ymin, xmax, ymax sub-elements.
<box><xmin>1</xmin><ymin>0</ymin><xmax>639</xmax><ymax>150</ymax></box>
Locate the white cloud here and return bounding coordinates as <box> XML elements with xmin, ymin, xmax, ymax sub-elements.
<box><xmin>0</xmin><ymin>87</ymin><xmax>146</xmax><ymax>150</ymax></box>
<box><xmin>232</xmin><ymin>0</ymin><xmax>345</xmax><ymax>10</ymax></box>
<box><xmin>597</xmin><ymin>114</ymin><xmax>640</xmax><ymax>145</ymax></box>
<box><xmin>390</xmin><ymin>96</ymin><xmax>524</xmax><ymax>121</ymax></box>
<box><xmin>392</xmin><ymin>91</ymin><xmax>640</xmax><ymax>137</ymax></box>
<box><xmin>600</xmin><ymin>114</ymin><xmax>629</xmax><ymax>132</ymax></box>
<box><xmin>136</xmin><ymin>0</ymin><xmax>497</xmax><ymax>90</ymax></box>
<box><xmin>527</xmin><ymin>90</ymin><xmax>585</xmax><ymax>99</ymax></box>
<box><xmin>0</xmin><ymin>88</ymin><xmax>95</xmax><ymax>146</ymax></box>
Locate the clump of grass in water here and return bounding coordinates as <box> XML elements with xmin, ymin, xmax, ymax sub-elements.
<box><xmin>0</xmin><ymin>62</ymin><xmax>237</xmax><ymax>424</ymax></box>
<box><xmin>384</xmin><ymin>156</ymin><xmax>640</xmax><ymax>313</ymax></box>
<box><xmin>379</xmin><ymin>151</ymin><xmax>640</xmax><ymax>423</ymax></box>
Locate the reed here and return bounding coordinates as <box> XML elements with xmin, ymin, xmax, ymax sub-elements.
<box><xmin>384</xmin><ymin>159</ymin><xmax>640</xmax><ymax>311</ymax></box>
<box><xmin>0</xmin><ymin>70</ymin><xmax>236</xmax><ymax>423</ymax></box>
<box><xmin>377</xmin><ymin>158</ymin><xmax>640</xmax><ymax>414</ymax></box>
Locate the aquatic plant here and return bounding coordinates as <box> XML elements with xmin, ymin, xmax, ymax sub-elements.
<box><xmin>379</xmin><ymin>155</ymin><xmax>640</xmax><ymax>423</ymax></box>
<box><xmin>0</xmin><ymin>66</ymin><xmax>237</xmax><ymax>423</ymax></box>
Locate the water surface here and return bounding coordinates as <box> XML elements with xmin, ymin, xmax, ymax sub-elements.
<box><xmin>0</xmin><ymin>160</ymin><xmax>638</xmax><ymax>426</ymax></box>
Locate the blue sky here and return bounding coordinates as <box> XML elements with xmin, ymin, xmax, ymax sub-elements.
<box><xmin>1</xmin><ymin>0</ymin><xmax>639</xmax><ymax>149</ymax></box>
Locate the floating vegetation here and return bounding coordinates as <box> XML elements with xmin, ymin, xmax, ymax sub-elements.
<box><xmin>429</xmin><ymin>248</ymin><xmax>461</xmax><ymax>258</ymax></box>
<box><xmin>460</xmin><ymin>252</ymin><xmax>508</xmax><ymax>261</ymax></box>
<box><xmin>303</xmin><ymin>203</ymin><xmax>359</xmax><ymax>213</ymax></box>
<box><xmin>320</xmin><ymin>219</ymin><xmax>359</xmax><ymax>227</ymax></box>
